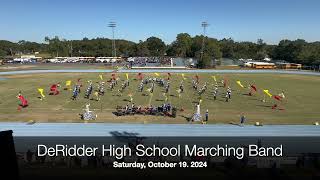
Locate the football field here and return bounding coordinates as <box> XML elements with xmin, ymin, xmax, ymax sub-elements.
<box><xmin>0</xmin><ymin>71</ymin><xmax>319</xmax><ymax>124</ymax></box>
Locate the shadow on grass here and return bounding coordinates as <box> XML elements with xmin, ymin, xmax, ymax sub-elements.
<box><xmin>180</xmin><ymin>115</ymin><xmax>191</xmax><ymax>122</ymax></box>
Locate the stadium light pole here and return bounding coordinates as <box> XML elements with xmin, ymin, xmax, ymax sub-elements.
<box><xmin>108</xmin><ymin>21</ymin><xmax>117</xmax><ymax>57</ymax></box>
<box><xmin>200</xmin><ymin>21</ymin><xmax>209</xmax><ymax>60</ymax></box>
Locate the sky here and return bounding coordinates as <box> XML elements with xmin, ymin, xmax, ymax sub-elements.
<box><xmin>0</xmin><ymin>0</ymin><xmax>319</xmax><ymax>44</ymax></box>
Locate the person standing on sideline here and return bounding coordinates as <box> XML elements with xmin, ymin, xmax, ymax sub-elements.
<box><xmin>240</xmin><ymin>114</ymin><xmax>246</xmax><ymax>125</ymax></box>
<box><xmin>204</xmin><ymin>109</ymin><xmax>209</xmax><ymax>124</ymax></box>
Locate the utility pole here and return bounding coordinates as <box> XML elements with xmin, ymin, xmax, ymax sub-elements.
<box><xmin>69</xmin><ymin>41</ymin><xmax>73</xmax><ymax>57</ymax></box>
<box><xmin>108</xmin><ymin>21</ymin><xmax>117</xmax><ymax>57</ymax></box>
<box><xmin>200</xmin><ymin>21</ymin><xmax>209</xmax><ymax>60</ymax></box>
<box><xmin>9</xmin><ymin>48</ymin><xmax>13</xmax><ymax>57</ymax></box>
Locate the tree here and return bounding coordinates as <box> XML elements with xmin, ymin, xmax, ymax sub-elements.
<box><xmin>1</xmin><ymin>34</ymin><xmax>320</xmax><ymax>66</ymax></box>
<box><xmin>145</xmin><ymin>37</ymin><xmax>166</xmax><ymax>56</ymax></box>
<box><xmin>190</xmin><ymin>35</ymin><xmax>221</xmax><ymax>68</ymax></box>
<box><xmin>205</xmin><ymin>38</ymin><xmax>222</xmax><ymax>59</ymax></box>
<box><xmin>255</xmin><ymin>39</ymin><xmax>268</xmax><ymax>60</ymax></box>
<box><xmin>219</xmin><ymin>38</ymin><xmax>235</xmax><ymax>58</ymax></box>
<box><xmin>135</xmin><ymin>40</ymin><xmax>150</xmax><ymax>56</ymax></box>
<box><xmin>0</xmin><ymin>49</ymin><xmax>7</xmax><ymax>57</ymax></box>
<box><xmin>45</xmin><ymin>36</ymin><xmax>69</xmax><ymax>57</ymax></box>
<box><xmin>169</xmin><ymin>33</ymin><xmax>193</xmax><ymax>57</ymax></box>
<box><xmin>197</xmin><ymin>53</ymin><xmax>212</xmax><ymax>68</ymax></box>
<box><xmin>272</xmin><ymin>39</ymin><xmax>307</xmax><ymax>63</ymax></box>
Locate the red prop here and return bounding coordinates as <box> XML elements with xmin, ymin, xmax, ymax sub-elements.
<box><xmin>251</xmin><ymin>85</ymin><xmax>257</xmax><ymax>92</ymax></box>
<box><xmin>195</xmin><ymin>75</ymin><xmax>199</xmax><ymax>83</ymax></box>
<box><xmin>49</xmin><ymin>84</ymin><xmax>60</xmax><ymax>95</ymax></box>
<box><xmin>273</xmin><ymin>95</ymin><xmax>282</xmax><ymax>101</ymax></box>
<box><xmin>111</xmin><ymin>73</ymin><xmax>116</xmax><ymax>80</ymax></box>
<box><xmin>137</xmin><ymin>73</ymin><xmax>143</xmax><ymax>80</ymax></box>
<box><xmin>18</xmin><ymin>95</ymin><xmax>28</xmax><ymax>108</ymax></box>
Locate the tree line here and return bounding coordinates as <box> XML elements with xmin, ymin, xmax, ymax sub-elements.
<box><xmin>1</xmin><ymin>33</ymin><xmax>320</xmax><ymax>67</ymax></box>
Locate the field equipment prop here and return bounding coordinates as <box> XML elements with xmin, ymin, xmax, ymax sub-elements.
<box><xmin>49</xmin><ymin>83</ymin><xmax>60</xmax><ymax>95</ymax></box>
<box><xmin>211</xmin><ymin>75</ymin><xmax>217</xmax><ymax>82</ymax></box>
<box><xmin>80</xmin><ymin>103</ymin><xmax>97</xmax><ymax>121</ymax></box>
<box><xmin>17</xmin><ymin>93</ymin><xmax>28</xmax><ymax>109</ymax></box>
<box><xmin>236</xmin><ymin>80</ymin><xmax>244</xmax><ymax>88</ymax></box>
<box><xmin>262</xmin><ymin>89</ymin><xmax>272</xmax><ymax>102</ymax></box>
<box><xmin>167</xmin><ymin>73</ymin><xmax>171</xmax><ymax>80</ymax></box>
<box><xmin>111</xmin><ymin>73</ymin><xmax>116</xmax><ymax>81</ymax></box>
<box><xmin>248</xmin><ymin>85</ymin><xmax>257</xmax><ymax>96</ymax></box>
<box><xmin>99</xmin><ymin>74</ymin><xmax>103</xmax><ymax>80</ymax></box>
<box><xmin>137</xmin><ymin>73</ymin><xmax>144</xmax><ymax>80</ymax></box>
<box><xmin>64</xmin><ymin>80</ymin><xmax>72</xmax><ymax>90</ymax></box>
<box><xmin>272</xmin><ymin>95</ymin><xmax>284</xmax><ymax>110</ymax></box>
<box><xmin>37</xmin><ymin>88</ymin><xmax>45</xmax><ymax>100</ymax></box>
<box><xmin>191</xmin><ymin>103</ymin><xmax>201</xmax><ymax>122</ymax></box>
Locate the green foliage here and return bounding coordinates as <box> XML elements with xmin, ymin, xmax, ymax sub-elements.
<box><xmin>270</xmin><ymin>39</ymin><xmax>320</xmax><ymax>65</ymax></box>
<box><xmin>168</xmin><ymin>33</ymin><xmax>193</xmax><ymax>57</ymax></box>
<box><xmin>134</xmin><ymin>40</ymin><xmax>150</xmax><ymax>57</ymax></box>
<box><xmin>0</xmin><ymin>49</ymin><xmax>7</xmax><ymax>57</ymax></box>
<box><xmin>219</xmin><ymin>38</ymin><xmax>235</xmax><ymax>58</ymax></box>
<box><xmin>145</xmin><ymin>37</ymin><xmax>166</xmax><ymax>56</ymax></box>
<box><xmin>1</xmin><ymin>35</ymin><xmax>320</xmax><ymax>66</ymax></box>
<box><xmin>197</xmin><ymin>53</ymin><xmax>212</xmax><ymax>68</ymax></box>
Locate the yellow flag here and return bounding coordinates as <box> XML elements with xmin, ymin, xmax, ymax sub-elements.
<box><xmin>163</xmin><ymin>93</ymin><xmax>168</xmax><ymax>102</ymax></box>
<box><xmin>99</xmin><ymin>74</ymin><xmax>103</xmax><ymax>80</ymax></box>
<box><xmin>37</xmin><ymin>88</ymin><xmax>45</xmax><ymax>98</ymax></box>
<box><xmin>126</xmin><ymin>73</ymin><xmax>129</xmax><ymax>80</ymax></box>
<box><xmin>176</xmin><ymin>89</ymin><xmax>182</xmax><ymax>98</ymax></box>
<box><xmin>236</xmin><ymin>81</ymin><xmax>244</xmax><ymax>88</ymax></box>
<box><xmin>66</xmin><ymin>80</ymin><xmax>71</xmax><ymax>86</ymax></box>
<box><xmin>181</xmin><ymin>73</ymin><xmax>186</xmax><ymax>80</ymax></box>
<box><xmin>154</xmin><ymin>73</ymin><xmax>160</xmax><ymax>77</ymax></box>
<box><xmin>199</xmin><ymin>99</ymin><xmax>203</xmax><ymax>104</ymax></box>
<box><xmin>263</xmin><ymin>89</ymin><xmax>273</xmax><ymax>98</ymax></box>
<box><xmin>128</xmin><ymin>93</ymin><xmax>133</xmax><ymax>102</ymax></box>
<box><xmin>211</xmin><ymin>76</ymin><xmax>217</xmax><ymax>82</ymax></box>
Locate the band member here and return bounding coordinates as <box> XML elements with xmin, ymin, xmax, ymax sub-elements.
<box><xmin>213</xmin><ymin>90</ymin><xmax>217</xmax><ymax>100</ymax></box>
<box><xmin>179</xmin><ymin>81</ymin><xmax>184</xmax><ymax>93</ymax></box>
<box><xmin>98</xmin><ymin>82</ymin><xmax>105</xmax><ymax>95</ymax></box>
<box><xmin>227</xmin><ymin>87</ymin><xmax>232</xmax><ymax>99</ymax></box>
<box><xmin>71</xmin><ymin>85</ymin><xmax>80</xmax><ymax>100</ymax></box>
<box><xmin>150</xmin><ymin>83</ymin><xmax>155</xmax><ymax>93</ymax></box>
<box><xmin>84</xmin><ymin>81</ymin><xmax>93</xmax><ymax>99</ymax></box>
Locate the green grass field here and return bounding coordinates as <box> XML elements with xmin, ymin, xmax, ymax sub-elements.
<box><xmin>0</xmin><ymin>72</ymin><xmax>319</xmax><ymax>124</ymax></box>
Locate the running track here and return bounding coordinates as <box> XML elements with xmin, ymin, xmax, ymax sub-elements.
<box><xmin>0</xmin><ymin>123</ymin><xmax>319</xmax><ymax>136</ymax></box>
